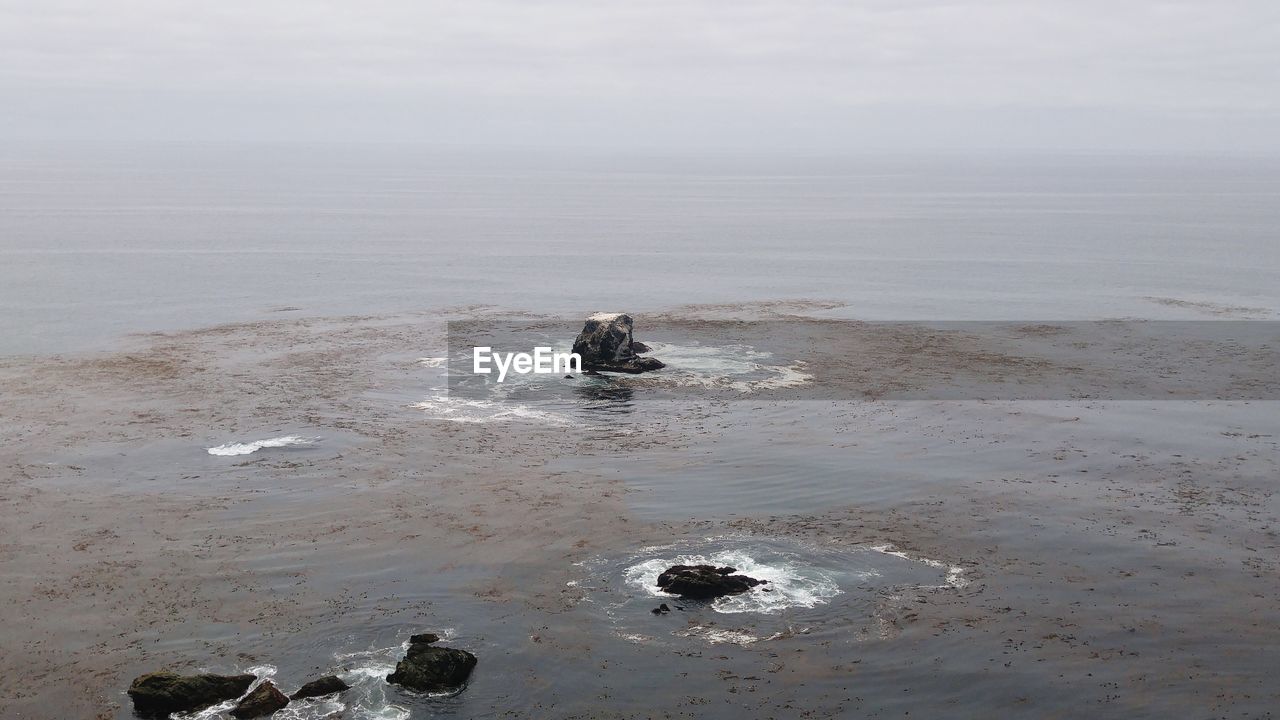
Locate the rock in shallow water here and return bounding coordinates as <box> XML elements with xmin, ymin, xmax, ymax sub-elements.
<box><xmin>656</xmin><ymin>564</ymin><xmax>768</xmax><ymax>599</ymax></box>
<box><xmin>230</xmin><ymin>681</ymin><xmax>289</xmax><ymax>718</ymax></box>
<box><xmin>386</xmin><ymin>633</ymin><xmax>477</xmax><ymax>693</ymax></box>
<box><xmin>127</xmin><ymin>671</ymin><xmax>256</xmax><ymax>718</ymax></box>
<box><xmin>289</xmin><ymin>674</ymin><xmax>350</xmax><ymax>701</ymax></box>
<box><xmin>571</xmin><ymin>313</ymin><xmax>664</xmax><ymax>374</ymax></box>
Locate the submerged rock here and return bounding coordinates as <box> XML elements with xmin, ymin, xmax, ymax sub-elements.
<box><xmin>127</xmin><ymin>671</ymin><xmax>256</xmax><ymax>718</ymax></box>
<box><xmin>289</xmin><ymin>675</ymin><xmax>350</xmax><ymax>701</ymax></box>
<box><xmin>656</xmin><ymin>565</ymin><xmax>768</xmax><ymax>599</ymax></box>
<box><xmin>230</xmin><ymin>681</ymin><xmax>289</xmax><ymax>718</ymax></box>
<box><xmin>386</xmin><ymin>633</ymin><xmax>477</xmax><ymax>693</ymax></box>
<box><xmin>571</xmin><ymin>313</ymin><xmax>664</xmax><ymax>374</ymax></box>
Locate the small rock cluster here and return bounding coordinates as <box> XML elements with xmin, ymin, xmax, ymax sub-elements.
<box><xmin>127</xmin><ymin>632</ymin><xmax>474</xmax><ymax>718</ymax></box>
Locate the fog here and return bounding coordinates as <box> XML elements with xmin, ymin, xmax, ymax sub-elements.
<box><xmin>3</xmin><ymin>0</ymin><xmax>1278</xmax><ymax>153</ymax></box>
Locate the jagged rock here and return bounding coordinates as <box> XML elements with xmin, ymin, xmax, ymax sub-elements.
<box><xmin>571</xmin><ymin>313</ymin><xmax>664</xmax><ymax>374</ymax></box>
<box><xmin>656</xmin><ymin>565</ymin><xmax>768</xmax><ymax>599</ymax></box>
<box><xmin>632</xmin><ymin>341</ymin><xmax>652</xmax><ymax>354</ymax></box>
<box><xmin>386</xmin><ymin>633</ymin><xmax>477</xmax><ymax>693</ymax></box>
<box><xmin>127</xmin><ymin>671</ymin><xmax>256</xmax><ymax>718</ymax></box>
<box><xmin>230</xmin><ymin>681</ymin><xmax>289</xmax><ymax>718</ymax></box>
<box><xmin>290</xmin><ymin>675</ymin><xmax>350</xmax><ymax>701</ymax></box>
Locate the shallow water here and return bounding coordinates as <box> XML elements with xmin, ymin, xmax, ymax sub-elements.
<box><xmin>0</xmin><ymin>312</ymin><xmax>1273</xmax><ymax>718</ymax></box>
<box><xmin>3</xmin><ymin>147</ymin><xmax>1280</xmax><ymax>719</ymax></box>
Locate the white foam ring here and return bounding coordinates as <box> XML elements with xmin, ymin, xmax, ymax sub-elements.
<box><xmin>413</xmin><ymin>395</ymin><xmax>578</xmax><ymax>426</ymax></box>
<box><xmin>642</xmin><ymin>342</ymin><xmax>813</xmax><ymax>392</ymax></box>
<box><xmin>206</xmin><ymin>435</ymin><xmax>321</xmax><ymax>456</ymax></box>
<box><xmin>624</xmin><ymin>550</ymin><xmax>843</xmax><ymax>614</ymax></box>
<box><xmin>417</xmin><ymin>356</ymin><xmax>448</xmax><ymax>368</ymax></box>
<box><xmin>870</xmin><ymin>544</ymin><xmax>969</xmax><ymax>589</ymax></box>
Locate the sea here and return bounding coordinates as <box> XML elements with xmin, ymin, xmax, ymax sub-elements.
<box><xmin>1</xmin><ymin>144</ymin><xmax>1279</xmax><ymax>719</ymax></box>
<box><xmin>3</xmin><ymin>144</ymin><xmax>1278</xmax><ymax>355</ymax></box>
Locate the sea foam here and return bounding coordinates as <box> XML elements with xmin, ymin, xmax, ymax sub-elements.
<box><xmin>412</xmin><ymin>395</ymin><xmax>577</xmax><ymax>426</ymax></box>
<box><xmin>624</xmin><ymin>549</ymin><xmax>843</xmax><ymax>614</ymax></box>
<box><xmin>640</xmin><ymin>342</ymin><xmax>813</xmax><ymax>392</ymax></box>
<box><xmin>206</xmin><ymin>435</ymin><xmax>321</xmax><ymax>456</ymax></box>
<box><xmin>181</xmin><ymin>644</ymin><xmax>427</xmax><ymax>720</ymax></box>
<box><xmin>870</xmin><ymin>544</ymin><xmax>969</xmax><ymax>589</ymax></box>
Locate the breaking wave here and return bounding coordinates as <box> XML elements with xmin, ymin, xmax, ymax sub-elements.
<box><xmin>206</xmin><ymin>435</ymin><xmax>321</xmax><ymax>456</ymax></box>
<box><xmin>172</xmin><ymin>634</ymin><xmax>461</xmax><ymax>720</ymax></box>
<box><xmin>180</xmin><ymin>665</ymin><xmax>282</xmax><ymax>720</ymax></box>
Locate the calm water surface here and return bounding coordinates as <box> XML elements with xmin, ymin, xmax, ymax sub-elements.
<box><xmin>2</xmin><ymin>145</ymin><xmax>1279</xmax><ymax>354</ymax></box>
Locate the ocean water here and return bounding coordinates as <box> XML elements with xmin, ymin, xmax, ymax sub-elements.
<box><xmin>3</xmin><ymin>145</ymin><xmax>1280</xmax><ymax>719</ymax></box>
<box><xmin>2</xmin><ymin>145</ymin><xmax>1279</xmax><ymax>355</ymax></box>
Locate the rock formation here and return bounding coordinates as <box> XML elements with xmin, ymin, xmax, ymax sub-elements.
<box><xmin>229</xmin><ymin>681</ymin><xmax>289</xmax><ymax>718</ymax></box>
<box><xmin>128</xmin><ymin>632</ymin><xmax>477</xmax><ymax>712</ymax></box>
<box><xmin>571</xmin><ymin>313</ymin><xmax>664</xmax><ymax>373</ymax></box>
<box><xmin>385</xmin><ymin>632</ymin><xmax>477</xmax><ymax>693</ymax></box>
<box><xmin>127</xmin><ymin>671</ymin><xmax>256</xmax><ymax>718</ymax></box>
<box><xmin>289</xmin><ymin>674</ymin><xmax>350</xmax><ymax>701</ymax></box>
<box><xmin>656</xmin><ymin>565</ymin><xmax>768</xmax><ymax>599</ymax></box>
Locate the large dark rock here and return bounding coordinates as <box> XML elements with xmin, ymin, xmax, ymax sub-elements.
<box><xmin>127</xmin><ymin>671</ymin><xmax>256</xmax><ymax>718</ymax></box>
<box><xmin>571</xmin><ymin>313</ymin><xmax>664</xmax><ymax>374</ymax></box>
<box><xmin>229</xmin><ymin>681</ymin><xmax>289</xmax><ymax>718</ymax></box>
<box><xmin>386</xmin><ymin>633</ymin><xmax>477</xmax><ymax>693</ymax></box>
<box><xmin>289</xmin><ymin>675</ymin><xmax>350</xmax><ymax>701</ymax></box>
<box><xmin>656</xmin><ymin>565</ymin><xmax>768</xmax><ymax>599</ymax></box>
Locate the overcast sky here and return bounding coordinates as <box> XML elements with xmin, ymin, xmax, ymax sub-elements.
<box><xmin>2</xmin><ymin>0</ymin><xmax>1278</xmax><ymax>153</ymax></box>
